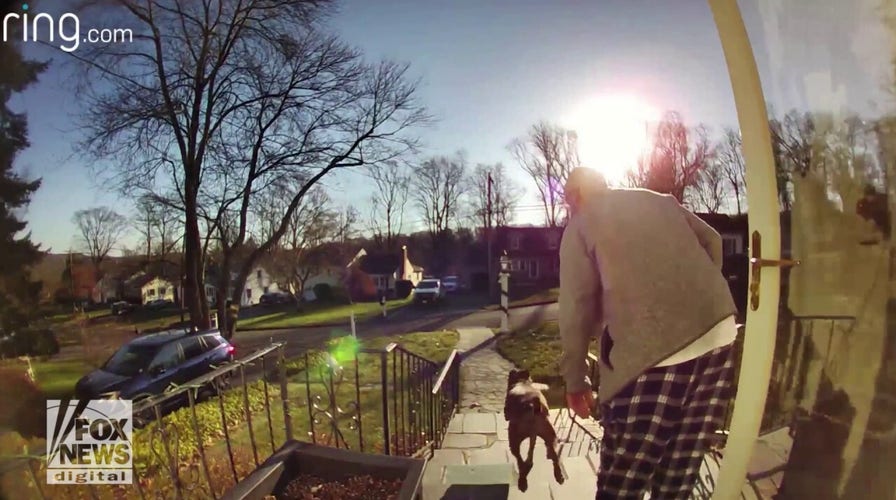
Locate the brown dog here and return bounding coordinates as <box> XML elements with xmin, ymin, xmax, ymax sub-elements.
<box><xmin>503</xmin><ymin>368</ymin><xmax>565</xmax><ymax>492</ymax></box>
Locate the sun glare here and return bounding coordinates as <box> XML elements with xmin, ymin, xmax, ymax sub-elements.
<box><xmin>564</xmin><ymin>94</ymin><xmax>659</xmax><ymax>185</ymax></box>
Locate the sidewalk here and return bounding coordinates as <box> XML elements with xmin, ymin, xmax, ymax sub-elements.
<box><xmin>455</xmin><ymin>327</ymin><xmax>516</xmax><ymax>413</ymax></box>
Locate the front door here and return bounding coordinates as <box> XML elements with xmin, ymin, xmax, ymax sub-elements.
<box><xmin>712</xmin><ymin>0</ymin><xmax>896</xmax><ymax>498</ymax></box>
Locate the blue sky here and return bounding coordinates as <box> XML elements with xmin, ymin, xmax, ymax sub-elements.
<box><xmin>11</xmin><ymin>0</ymin><xmax>892</xmax><ymax>254</ymax></box>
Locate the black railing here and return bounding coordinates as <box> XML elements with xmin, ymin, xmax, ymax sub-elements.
<box><xmin>0</xmin><ymin>336</ymin><xmax>464</xmax><ymax>499</ymax></box>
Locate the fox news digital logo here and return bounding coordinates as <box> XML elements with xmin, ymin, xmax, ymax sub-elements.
<box><xmin>46</xmin><ymin>400</ymin><xmax>133</xmax><ymax>484</ymax></box>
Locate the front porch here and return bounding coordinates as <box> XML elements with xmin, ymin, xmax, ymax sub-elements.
<box><xmin>423</xmin><ymin>409</ymin><xmax>793</xmax><ymax>499</ymax></box>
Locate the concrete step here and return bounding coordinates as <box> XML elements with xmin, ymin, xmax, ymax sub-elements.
<box><xmin>550</xmin><ymin>456</ymin><xmax>596</xmax><ymax>499</ymax></box>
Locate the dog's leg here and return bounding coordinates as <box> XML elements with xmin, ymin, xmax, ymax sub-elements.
<box><xmin>525</xmin><ymin>431</ymin><xmax>536</xmax><ymax>472</ymax></box>
<box><xmin>508</xmin><ymin>425</ymin><xmax>529</xmax><ymax>492</ymax></box>
<box><xmin>538</xmin><ymin>419</ymin><xmax>565</xmax><ymax>484</ymax></box>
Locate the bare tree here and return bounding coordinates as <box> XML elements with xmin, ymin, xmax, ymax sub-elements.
<box><xmin>469</xmin><ymin>162</ymin><xmax>520</xmax><ymax>229</ymax></box>
<box><xmin>72</xmin><ymin>207</ymin><xmax>128</xmax><ymax>271</ymax></box>
<box><xmin>74</xmin><ymin>1</ymin><xmax>429</xmax><ymax>335</ymax></box>
<box><xmin>509</xmin><ymin>122</ymin><xmax>580</xmax><ymax>227</ymax></box>
<box><xmin>690</xmin><ymin>160</ymin><xmax>727</xmax><ymax>214</ymax></box>
<box><xmin>261</xmin><ymin>185</ymin><xmax>338</xmax><ymax>298</ymax></box>
<box><xmin>717</xmin><ymin>128</ymin><xmax>747</xmax><ymax>214</ymax></box>
<box><xmin>368</xmin><ymin>161</ymin><xmax>410</xmax><ymax>251</ymax></box>
<box><xmin>334</xmin><ymin>205</ymin><xmax>360</xmax><ymax>244</ymax></box>
<box><xmin>413</xmin><ymin>153</ymin><xmax>467</xmax><ymax>271</ymax></box>
<box><xmin>627</xmin><ymin>111</ymin><xmax>713</xmax><ymax>206</ymax></box>
<box><xmin>413</xmin><ymin>154</ymin><xmax>467</xmax><ymax>237</ymax></box>
<box><xmin>133</xmin><ymin>194</ymin><xmax>182</xmax><ymax>261</ymax></box>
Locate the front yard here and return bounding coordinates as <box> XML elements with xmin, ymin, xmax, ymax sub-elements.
<box><xmin>495</xmin><ymin>320</ymin><xmax>598</xmax><ymax>408</ymax></box>
<box><xmin>0</xmin><ymin>329</ymin><xmax>459</xmax><ymax>499</ymax></box>
<box><xmin>238</xmin><ymin>297</ymin><xmax>412</xmax><ymax>329</ymax></box>
<box><xmin>0</xmin><ymin>358</ymin><xmax>94</xmax><ymax>399</ymax></box>
<box><xmin>484</xmin><ymin>287</ymin><xmax>559</xmax><ymax>310</ymax></box>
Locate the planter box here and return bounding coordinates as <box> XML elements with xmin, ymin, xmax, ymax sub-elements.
<box><xmin>222</xmin><ymin>440</ymin><xmax>426</xmax><ymax>500</ymax></box>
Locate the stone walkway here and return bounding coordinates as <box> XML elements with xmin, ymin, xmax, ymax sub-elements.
<box><xmin>455</xmin><ymin>327</ymin><xmax>516</xmax><ymax>413</ymax></box>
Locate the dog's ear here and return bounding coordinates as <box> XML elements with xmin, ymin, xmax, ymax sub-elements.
<box><xmin>519</xmin><ymin>369</ymin><xmax>531</xmax><ymax>379</ymax></box>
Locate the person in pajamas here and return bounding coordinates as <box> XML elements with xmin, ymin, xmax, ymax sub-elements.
<box><xmin>558</xmin><ymin>167</ymin><xmax>738</xmax><ymax>500</ymax></box>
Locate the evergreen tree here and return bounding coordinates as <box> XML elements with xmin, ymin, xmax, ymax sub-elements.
<box><xmin>0</xmin><ymin>22</ymin><xmax>47</xmax><ymax>333</ymax></box>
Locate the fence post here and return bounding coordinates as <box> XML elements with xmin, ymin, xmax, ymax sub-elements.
<box><xmin>381</xmin><ymin>350</ymin><xmax>391</xmax><ymax>455</ymax></box>
<box><xmin>278</xmin><ymin>345</ymin><xmax>293</xmax><ymax>441</ymax></box>
<box><xmin>499</xmin><ymin>254</ymin><xmax>510</xmax><ymax>333</ymax></box>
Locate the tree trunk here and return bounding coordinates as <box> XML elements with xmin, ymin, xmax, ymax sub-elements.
<box><xmin>184</xmin><ymin>187</ymin><xmax>211</xmax><ymax>331</ymax></box>
<box><xmin>226</xmin><ymin>267</ymin><xmax>252</xmax><ymax>339</ymax></box>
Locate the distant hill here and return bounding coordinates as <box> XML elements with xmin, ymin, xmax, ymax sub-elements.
<box><xmin>29</xmin><ymin>253</ymin><xmax>78</xmax><ymax>296</ymax></box>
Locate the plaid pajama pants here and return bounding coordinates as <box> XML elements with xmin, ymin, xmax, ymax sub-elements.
<box><xmin>596</xmin><ymin>344</ymin><xmax>734</xmax><ymax>500</ymax></box>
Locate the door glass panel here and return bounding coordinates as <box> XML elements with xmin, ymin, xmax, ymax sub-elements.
<box><xmin>740</xmin><ymin>0</ymin><xmax>896</xmax><ymax>497</ymax></box>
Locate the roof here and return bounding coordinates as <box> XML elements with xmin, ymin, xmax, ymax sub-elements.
<box><xmin>695</xmin><ymin>213</ymin><xmax>748</xmax><ymax>233</ymax></box>
<box><xmin>129</xmin><ymin>329</ymin><xmax>190</xmax><ymax>346</ymax></box>
<box><xmin>359</xmin><ymin>253</ymin><xmax>402</xmax><ymax>275</ymax></box>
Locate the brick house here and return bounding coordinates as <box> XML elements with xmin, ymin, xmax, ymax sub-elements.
<box><xmin>490</xmin><ymin>226</ymin><xmax>564</xmax><ymax>296</ymax></box>
<box><xmin>485</xmin><ymin>214</ymin><xmax>751</xmax><ymax>306</ymax></box>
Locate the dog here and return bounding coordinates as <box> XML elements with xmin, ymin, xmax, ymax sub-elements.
<box><xmin>503</xmin><ymin>368</ymin><xmax>565</xmax><ymax>492</ymax></box>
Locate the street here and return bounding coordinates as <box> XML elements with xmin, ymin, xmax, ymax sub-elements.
<box><xmin>230</xmin><ymin>300</ymin><xmax>560</xmax><ymax>360</ymax></box>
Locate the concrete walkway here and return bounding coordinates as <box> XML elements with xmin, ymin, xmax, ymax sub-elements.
<box><xmin>455</xmin><ymin>327</ymin><xmax>517</xmax><ymax>413</ymax></box>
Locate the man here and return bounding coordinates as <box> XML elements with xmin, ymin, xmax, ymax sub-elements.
<box><xmin>559</xmin><ymin>167</ymin><xmax>738</xmax><ymax>499</ymax></box>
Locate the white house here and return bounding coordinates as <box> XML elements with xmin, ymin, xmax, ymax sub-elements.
<box><xmin>141</xmin><ymin>276</ymin><xmax>176</xmax><ymax>304</ymax></box>
<box><xmin>299</xmin><ymin>265</ymin><xmax>345</xmax><ymax>301</ymax></box>
<box><xmin>241</xmin><ymin>265</ymin><xmax>280</xmax><ymax>306</ymax></box>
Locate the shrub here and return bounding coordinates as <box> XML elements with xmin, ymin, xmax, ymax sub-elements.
<box><xmin>312</xmin><ymin>283</ymin><xmax>333</xmax><ymax>302</ymax></box>
<box><xmin>132</xmin><ymin>382</ymin><xmax>269</xmax><ymax>477</ymax></box>
<box><xmin>394</xmin><ymin>280</ymin><xmax>413</xmax><ymax>299</ymax></box>
<box><xmin>0</xmin><ymin>368</ymin><xmax>47</xmax><ymax>438</ymax></box>
<box><xmin>0</xmin><ymin>328</ymin><xmax>60</xmax><ymax>359</ymax></box>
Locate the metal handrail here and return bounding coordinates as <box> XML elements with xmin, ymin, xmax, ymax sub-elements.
<box><xmin>431</xmin><ymin>350</ymin><xmax>460</xmax><ymax>395</ymax></box>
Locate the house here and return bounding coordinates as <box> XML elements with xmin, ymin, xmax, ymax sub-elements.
<box><xmin>92</xmin><ymin>274</ymin><xmax>123</xmax><ymax>303</ymax></box>
<box><xmin>484</xmin><ymin>213</ymin><xmax>751</xmax><ymax>300</ymax></box>
<box><xmin>301</xmin><ymin>266</ymin><xmax>345</xmax><ymax>301</ymax></box>
<box><xmin>489</xmin><ymin>225</ymin><xmax>564</xmax><ymax>295</ymax></box>
<box><xmin>140</xmin><ymin>276</ymin><xmax>177</xmax><ymax>304</ymax></box>
<box><xmin>345</xmin><ymin>246</ymin><xmax>424</xmax><ymax>300</ymax></box>
<box><xmin>240</xmin><ymin>265</ymin><xmax>281</xmax><ymax>306</ymax></box>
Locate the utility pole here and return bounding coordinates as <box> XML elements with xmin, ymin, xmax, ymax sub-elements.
<box><xmin>487</xmin><ymin>172</ymin><xmax>495</xmax><ymax>301</ymax></box>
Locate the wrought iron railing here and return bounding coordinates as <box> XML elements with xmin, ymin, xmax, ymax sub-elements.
<box><xmin>0</xmin><ymin>336</ymin><xmax>463</xmax><ymax>499</ymax></box>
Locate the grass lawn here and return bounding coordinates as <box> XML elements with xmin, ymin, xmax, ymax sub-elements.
<box><xmin>495</xmin><ymin>320</ymin><xmax>598</xmax><ymax>408</ymax></box>
<box><xmin>0</xmin><ymin>358</ymin><xmax>92</xmax><ymax>399</ymax></box>
<box><xmin>238</xmin><ymin>298</ymin><xmax>412</xmax><ymax>329</ymax></box>
<box><xmin>485</xmin><ymin>287</ymin><xmax>559</xmax><ymax>310</ymax></box>
<box><xmin>0</xmin><ymin>329</ymin><xmax>459</xmax><ymax>499</ymax></box>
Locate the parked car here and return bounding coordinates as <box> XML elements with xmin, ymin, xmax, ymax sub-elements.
<box><xmin>74</xmin><ymin>329</ymin><xmax>235</xmax><ymax>413</ymax></box>
<box><xmin>145</xmin><ymin>298</ymin><xmax>174</xmax><ymax>310</ymax></box>
<box><xmin>111</xmin><ymin>301</ymin><xmax>135</xmax><ymax>316</ymax></box>
<box><xmin>413</xmin><ymin>279</ymin><xmax>445</xmax><ymax>304</ymax></box>
<box><xmin>259</xmin><ymin>291</ymin><xmax>293</xmax><ymax>306</ymax></box>
<box><xmin>441</xmin><ymin>276</ymin><xmax>460</xmax><ymax>293</ymax></box>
